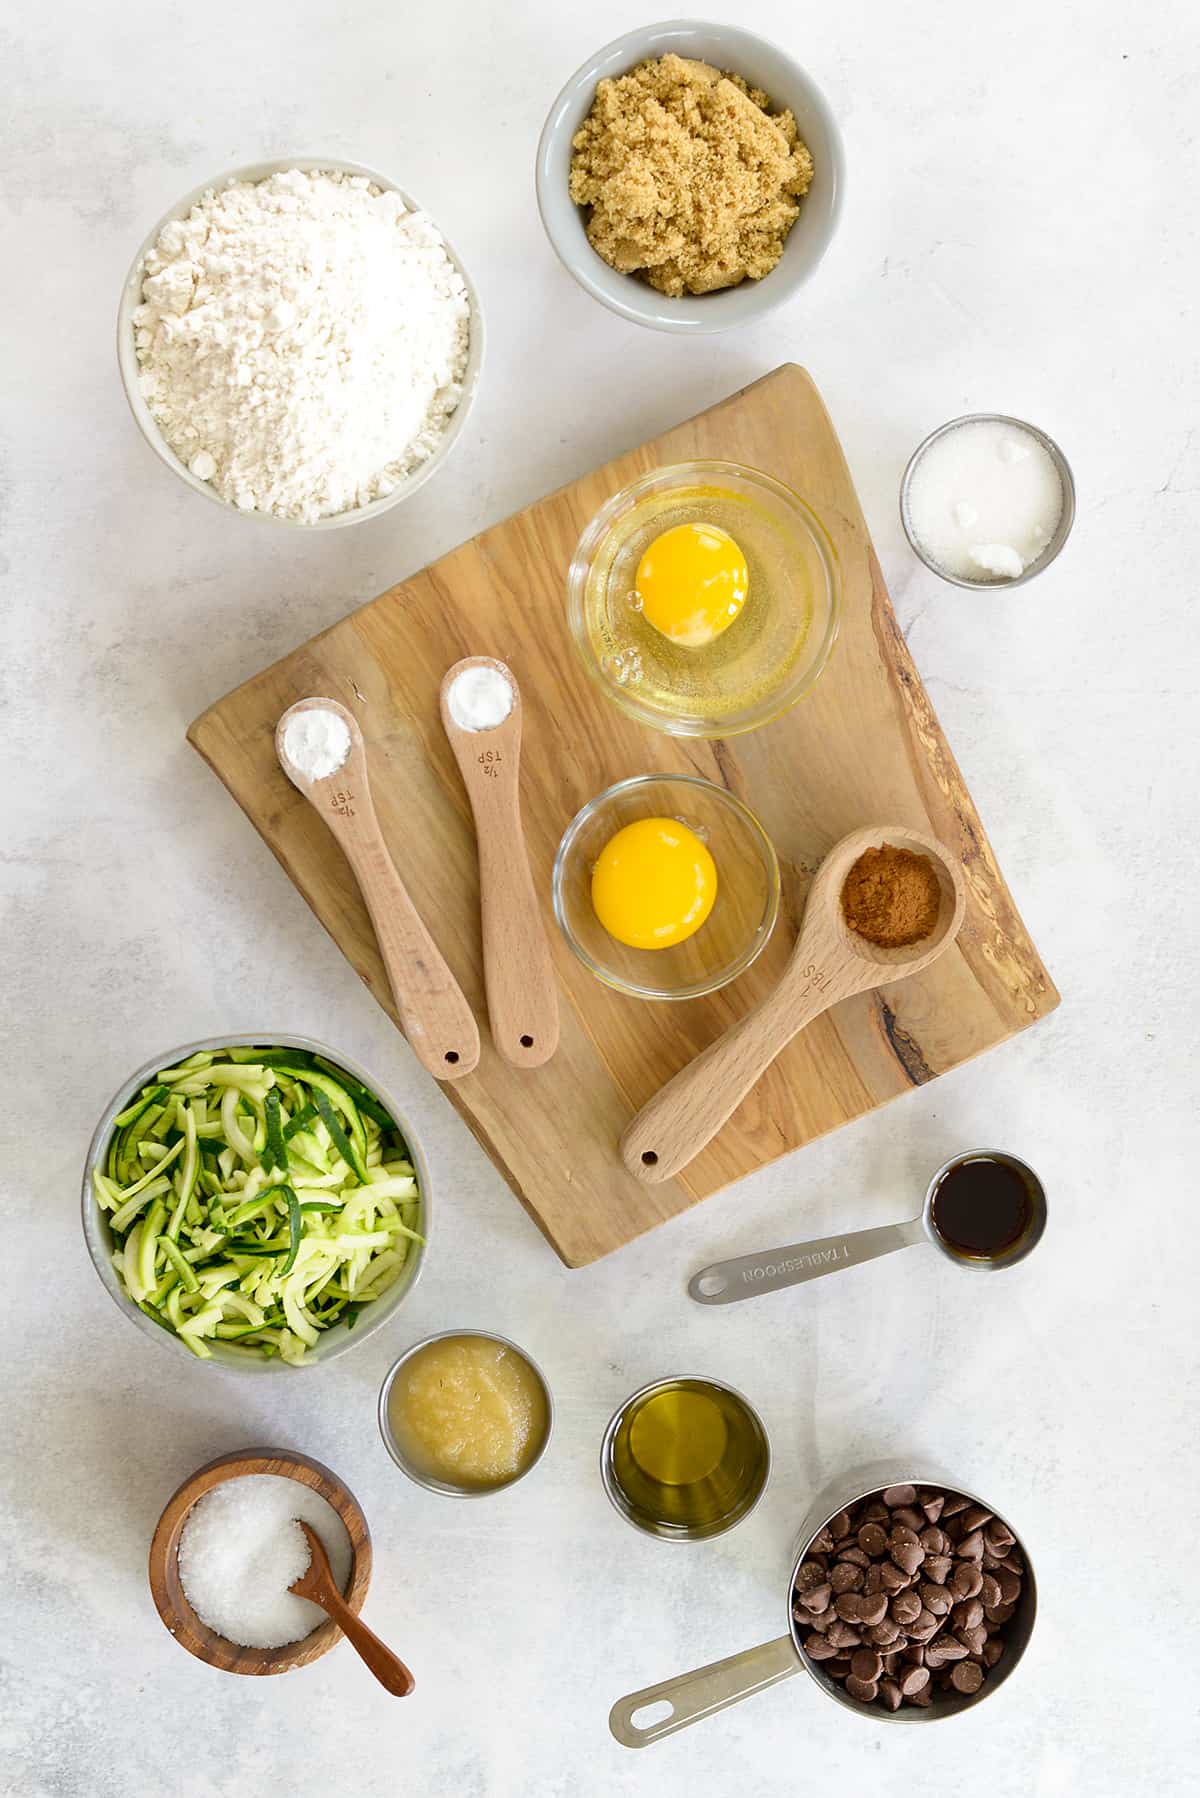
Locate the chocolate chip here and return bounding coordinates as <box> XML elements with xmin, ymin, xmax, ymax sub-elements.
<box><xmin>888</xmin><ymin>1527</ymin><xmax>925</xmax><ymax>1575</ymax></box>
<box><xmin>909</xmin><ymin>1682</ymin><xmax>933</xmax><ymax>1707</ymax></box>
<box><xmin>828</xmin><ymin>1511</ymin><xmax>852</xmax><ymax>1538</ymax></box>
<box><xmin>996</xmin><ymin>1567</ymin><xmax>1022</xmax><ymax>1605</ymax></box>
<box><xmin>979</xmin><ymin>1573</ymin><xmax>1002</xmax><ymax>1608</ymax></box>
<box><xmin>961</xmin><ymin>1505</ymin><xmax>992</xmax><ymax>1531</ymax></box>
<box><xmin>899</xmin><ymin>1664</ymin><xmax>930</xmax><ymax>1697</ymax></box>
<box><xmin>941</xmin><ymin>1494</ymin><xmax>970</xmax><ymax>1518</ymax></box>
<box><xmin>984</xmin><ymin>1600</ymin><xmax>1016</xmax><ymax>1626</ymax></box>
<box><xmin>831</xmin><ymin>1563</ymin><xmax>863</xmax><ymax>1595</ymax></box>
<box><xmin>925</xmin><ymin>1554</ymin><xmax>953</xmax><ymax>1585</ymax></box>
<box><xmin>826</xmin><ymin>1619</ymin><xmax>862</xmax><ymax>1648</ymax></box>
<box><xmin>858</xmin><ymin>1522</ymin><xmax>888</xmax><ymax>1556</ymax></box>
<box><xmin>985</xmin><ymin>1521</ymin><xmax>1015</xmax><ymax>1554</ymax></box>
<box><xmin>808</xmin><ymin>1606</ymin><xmax>836</xmax><ymax>1632</ymax></box>
<box><xmin>838</xmin><ymin>1591</ymin><xmax>888</xmax><ymax>1627</ymax></box>
<box><xmin>805</xmin><ymin>1634</ymin><xmax>839</xmax><ymax>1661</ymax></box>
<box><xmin>892</xmin><ymin>1505</ymin><xmax>925</xmax><ymax>1533</ymax></box>
<box><xmin>951</xmin><ymin>1598</ymin><xmax>984</xmax><ymax>1632</ymax></box>
<box><xmin>922</xmin><ymin>1494</ymin><xmax>945</xmax><ymax>1524</ymax></box>
<box><xmin>950</xmin><ymin>1561</ymin><xmax>983</xmax><ymax>1600</ymax></box>
<box><xmin>903</xmin><ymin>1642</ymin><xmax>925</xmax><ymax>1666</ymax></box>
<box><xmin>844</xmin><ymin>1675</ymin><xmax>878</xmax><ymax>1703</ymax></box>
<box><xmin>866</xmin><ymin>1617</ymin><xmax>902</xmax><ymax>1646</ymax></box>
<box><xmin>891</xmin><ymin>1590</ymin><xmax>922</xmax><ymax>1624</ymax></box>
<box><xmin>838</xmin><ymin>1545</ymin><xmax>871</xmax><ymax>1568</ymax></box>
<box><xmin>798</xmin><ymin>1582</ymin><xmax>833</xmax><ymax>1613</ymax></box>
<box><xmin>861</xmin><ymin>1499</ymin><xmax>890</xmax><ymax>1523</ymax></box>
<box><xmin>882</xmin><ymin>1485</ymin><xmax>917</xmax><ymax>1507</ymax></box>
<box><xmin>880</xmin><ymin>1561</ymin><xmax>910</xmax><ymax>1594</ymax></box>
<box><xmin>951</xmin><ymin>1660</ymin><xmax>984</xmax><ymax>1694</ymax></box>
<box><xmin>956</xmin><ymin>1529</ymin><xmax>985</xmax><ymax>1561</ymax></box>
<box><xmin>909</xmin><ymin>1606</ymin><xmax>940</xmax><ymax>1641</ymax></box>
<box><xmin>851</xmin><ymin>1649</ymin><xmax>883</xmax><ymax>1682</ymax></box>
<box><xmin>933</xmin><ymin>1634</ymin><xmax>969</xmax><ymax>1661</ymax></box>
<box><xmin>920</xmin><ymin>1582</ymin><xmax>953</xmax><ymax>1616</ymax></box>
<box><xmin>879</xmin><ymin>1677</ymin><xmax>903</xmax><ymax>1711</ymax></box>
<box><xmin>957</xmin><ymin>1624</ymin><xmax>988</xmax><ymax>1657</ymax></box>
<box><xmin>809</xmin><ymin>1526</ymin><xmax>834</xmax><ymax>1553</ymax></box>
<box><xmin>795</xmin><ymin>1560</ymin><xmax>827</xmax><ymax>1593</ymax></box>
<box><xmin>983</xmin><ymin>1639</ymin><xmax>1005</xmax><ymax>1668</ymax></box>
<box><xmin>919</xmin><ymin>1526</ymin><xmax>948</xmax><ymax>1555</ymax></box>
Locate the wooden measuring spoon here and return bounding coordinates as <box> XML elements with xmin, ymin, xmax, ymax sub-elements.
<box><xmin>439</xmin><ymin>658</ymin><xmax>559</xmax><ymax>1069</ymax></box>
<box><xmin>620</xmin><ymin>825</ymin><xmax>967</xmax><ymax>1185</ymax></box>
<box><xmin>290</xmin><ymin>1520</ymin><xmax>414</xmax><ymax>1697</ymax></box>
<box><xmin>276</xmin><ymin>697</ymin><xmax>479</xmax><ymax>1081</ymax></box>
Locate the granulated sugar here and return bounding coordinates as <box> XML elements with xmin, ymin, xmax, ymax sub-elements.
<box><xmin>133</xmin><ymin>169</ymin><xmax>471</xmax><ymax>522</ymax></box>
<box><xmin>177</xmin><ymin>1473</ymin><xmax>353</xmax><ymax>1648</ymax></box>
<box><xmin>905</xmin><ymin>419</ymin><xmax>1063</xmax><ymax>582</ymax></box>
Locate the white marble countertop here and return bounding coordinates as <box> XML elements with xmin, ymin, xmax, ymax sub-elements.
<box><xmin>4</xmin><ymin>2</ymin><xmax>1197</xmax><ymax>1793</ymax></box>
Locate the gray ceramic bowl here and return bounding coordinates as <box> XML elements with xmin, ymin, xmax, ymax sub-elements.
<box><xmin>116</xmin><ymin>158</ymin><xmax>484</xmax><ymax>528</ymax></box>
<box><xmin>536</xmin><ymin>21</ymin><xmax>843</xmax><ymax>334</ymax></box>
<box><xmin>82</xmin><ymin>1033</ymin><xmax>430</xmax><ymax>1371</ymax></box>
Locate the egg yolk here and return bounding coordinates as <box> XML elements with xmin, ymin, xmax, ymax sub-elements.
<box><xmin>591</xmin><ymin>817</ymin><xmax>718</xmax><ymax>950</ymax></box>
<box><xmin>636</xmin><ymin>523</ymin><xmax>749</xmax><ymax>649</ymax></box>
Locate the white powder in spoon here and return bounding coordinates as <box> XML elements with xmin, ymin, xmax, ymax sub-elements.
<box><xmin>905</xmin><ymin>419</ymin><xmax>1064</xmax><ymax>582</ymax></box>
<box><xmin>281</xmin><ymin>708</ymin><xmax>351</xmax><ymax>780</ymax></box>
<box><xmin>178</xmin><ymin>1473</ymin><xmax>353</xmax><ymax>1648</ymax></box>
<box><xmin>446</xmin><ymin>663</ymin><xmax>514</xmax><ymax>731</ymax></box>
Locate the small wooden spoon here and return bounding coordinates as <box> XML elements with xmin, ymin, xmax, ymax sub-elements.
<box><xmin>439</xmin><ymin>658</ymin><xmax>559</xmax><ymax>1068</ymax></box>
<box><xmin>276</xmin><ymin>697</ymin><xmax>479</xmax><ymax>1081</ymax></box>
<box><xmin>620</xmin><ymin>825</ymin><xmax>967</xmax><ymax>1185</ymax></box>
<box><xmin>290</xmin><ymin>1520</ymin><xmax>414</xmax><ymax>1697</ymax></box>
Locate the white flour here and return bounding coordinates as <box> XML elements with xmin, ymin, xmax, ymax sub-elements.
<box><xmin>133</xmin><ymin>169</ymin><xmax>471</xmax><ymax>522</ymax></box>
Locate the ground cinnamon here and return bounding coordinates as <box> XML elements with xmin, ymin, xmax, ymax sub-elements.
<box><xmin>841</xmin><ymin>845</ymin><xmax>941</xmax><ymax>947</ymax></box>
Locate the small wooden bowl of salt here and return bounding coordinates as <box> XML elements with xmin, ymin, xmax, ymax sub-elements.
<box><xmin>149</xmin><ymin>1448</ymin><xmax>371</xmax><ymax>1675</ymax></box>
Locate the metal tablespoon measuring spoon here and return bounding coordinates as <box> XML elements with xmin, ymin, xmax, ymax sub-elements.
<box><xmin>688</xmin><ymin>1150</ymin><xmax>1047</xmax><ymax>1306</ymax></box>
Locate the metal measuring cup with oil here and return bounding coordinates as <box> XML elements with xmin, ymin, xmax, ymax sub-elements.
<box><xmin>688</xmin><ymin>1151</ymin><xmax>1047</xmax><ymax>1306</ymax></box>
<box><xmin>601</xmin><ymin>1377</ymin><xmax>770</xmax><ymax>1541</ymax></box>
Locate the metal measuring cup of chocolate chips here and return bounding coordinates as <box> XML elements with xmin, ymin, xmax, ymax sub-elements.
<box><xmin>688</xmin><ymin>1150</ymin><xmax>1047</xmax><ymax>1306</ymax></box>
<box><xmin>609</xmin><ymin>1459</ymin><xmax>1037</xmax><ymax>1747</ymax></box>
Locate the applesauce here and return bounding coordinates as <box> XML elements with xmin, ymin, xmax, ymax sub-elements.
<box><xmin>384</xmin><ymin>1333</ymin><xmax>550</xmax><ymax>1491</ymax></box>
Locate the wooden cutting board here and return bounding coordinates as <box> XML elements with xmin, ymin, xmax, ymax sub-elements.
<box><xmin>189</xmin><ymin>365</ymin><xmax>1058</xmax><ymax>1267</ymax></box>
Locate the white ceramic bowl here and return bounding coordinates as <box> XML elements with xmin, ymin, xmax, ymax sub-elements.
<box><xmin>82</xmin><ymin>1033</ymin><xmax>431</xmax><ymax>1371</ymax></box>
<box><xmin>536</xmin><ymin>21</ymin><xmax>844</xmax><ymax>334</ymax></box>
<box><xmin>116</xmin><ymin>158</ymin><xmax>484</xmax><ymax>528</ymax></box>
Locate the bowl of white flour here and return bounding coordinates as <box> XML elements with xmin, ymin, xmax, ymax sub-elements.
<box><xmin>117</xmin><ymin>159</ymin><xmax>483</xmax><ymax>527</ymax></box>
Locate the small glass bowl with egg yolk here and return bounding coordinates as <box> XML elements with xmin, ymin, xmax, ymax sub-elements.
<box><xmin>567</xmin><ymin>461</ymin><xmax>841</xmax><ymax>738</ymax></box>
<box><xmin>552</xmin><ymin>775</ymin><xmax>781</xmax><ymax>1001</ymax></box>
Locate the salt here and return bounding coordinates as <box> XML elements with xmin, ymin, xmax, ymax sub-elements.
<box><xmin>905</xmin><ymin>419</ymin><xmax>1063</xmax><ymax>583</ymax></box>
<box><xmin>178</xmin><ymin>1473</ymin><xmax>353</xmax><ymax>1649</ymax></box>
<box><xmin>446</xmin><ymin>663</ymin><xmax>514</xmax><ymax>732</ymax></box>
<box><xmin>281</xmin><ymin>707</ymin><xmax>352</xmax><ymax>780</ymax></box>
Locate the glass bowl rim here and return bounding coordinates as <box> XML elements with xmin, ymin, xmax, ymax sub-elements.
<box><xmin>565</xmin><ymin>458</ymin><xmax>842</xmax><ymax>738</ymax></box>
<box><xmin>551</xmin><ymin>772</ymin><xmax>782</xmax><ymax>1001</ymax></box>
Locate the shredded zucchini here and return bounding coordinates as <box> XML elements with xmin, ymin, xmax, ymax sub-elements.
<box><xmin>98</xmin><ymin>1046</ymin><xmax>422</xmax><ymax>1364</ymax></box>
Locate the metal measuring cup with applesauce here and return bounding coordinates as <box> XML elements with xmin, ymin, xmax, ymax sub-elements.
<box><xmin>689</xmin><ymin>1151</ymin><xmax>1047</xmax><ymax>1305</ymax></box>
<box><xmin>609</xmin><ymin>1460</ymin><xmax>1037</xmax><ymax>1746</ymax></box>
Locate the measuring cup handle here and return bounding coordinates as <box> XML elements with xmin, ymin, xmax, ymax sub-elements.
<box><xmin>609</xmin><ymin>1634</ymin><xmax>800</xmax><ymax>1749</ymax></box>
<box><xmin>689</xmin><ymin>1217</ymin><xmax>926</xmax><ymax>1305</ymax></box>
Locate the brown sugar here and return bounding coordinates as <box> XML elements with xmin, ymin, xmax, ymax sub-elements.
<box><xmin>568</xmin><ymin>54</ymin><xmax>814</xmax><ymax>299</ymax></box>
<box><xmin>841</xmin><ymin>846</ymin><xmax>942</xmax><ymax>948</ymax></box>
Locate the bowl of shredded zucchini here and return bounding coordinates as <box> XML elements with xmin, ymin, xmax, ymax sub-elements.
<box><xmin>83</xmin><ymin>1036</ymin><xmax>429</xmax><ymax>1368</ymax></box>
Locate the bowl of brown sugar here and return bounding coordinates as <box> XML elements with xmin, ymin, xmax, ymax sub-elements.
<box><xmin>536</xmin><ymin>22</ymin><xmax>844</xmax><ymax>334</ymax></box>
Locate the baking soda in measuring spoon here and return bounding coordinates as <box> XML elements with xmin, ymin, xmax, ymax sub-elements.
<box><xmin>906</xmin><ymin>420</ymin><xmax>1063</xmax><ymax>581</ymax></box>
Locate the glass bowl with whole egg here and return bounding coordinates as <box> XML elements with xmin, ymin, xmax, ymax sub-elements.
<box><xmin>567</xmin><ymin>461</ymin><xmax>841</xmax><ymax>736</ymax></box>
<box><xmin>552</xmin><ymin>774</ymin><xmax>781</xmax><ymax>1000</ymax></box>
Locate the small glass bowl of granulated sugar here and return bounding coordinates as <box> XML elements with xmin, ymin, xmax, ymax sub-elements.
<box><xmin>148</xmin><ymin>1449</ymin><xmax>372</xmax><ymax>1673</ymax></box>
<box><xmin>900</xmin><ymin>414</ymin><xmax>1075</xmax><ymax>589</ymax></box>
<box><xmin>117</xmin><ymin>158</ymin><xmax>484</xmax><ymax>528</ymax></box>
